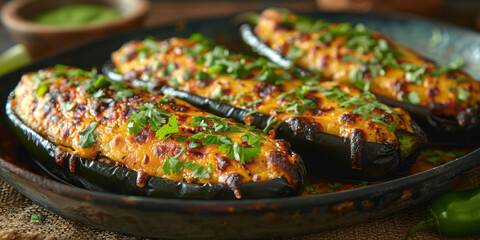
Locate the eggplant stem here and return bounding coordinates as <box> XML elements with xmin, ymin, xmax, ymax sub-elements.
<box><xmin>406</xmin><ymin>217</ymin><xmax>434</xmax><ymax>240</ymax></box>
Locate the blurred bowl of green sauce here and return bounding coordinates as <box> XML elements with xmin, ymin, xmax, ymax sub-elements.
<box><xmin>31</xmin><ymin>4</ymin><xmax>122</xmax><ymax>28</ymax></box>
<box><xmin>1</xmin><ymin>0</ymin><xmax>149</xmax><ymax>58</ymax></box>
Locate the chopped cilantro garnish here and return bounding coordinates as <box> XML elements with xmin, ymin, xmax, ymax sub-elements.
<box><xmin>162</xmin><ymin>146</ymin><xmax>211</xmax><ymax>179</ymax></box>
<box><xmin>126</xmin><ymin>103</ymin><xmax>178</xmax><ymax>140</ymax></box>
<box><xmin>189</xmin><ymin>141</ymin><xmax>201</xmax><ymax>148</ymax></box>
<box><xmin>402</xmin><ymin>91</ymin><xmax>420</xmax><ymax>105</ymax></box>
<box><xmin>431</xmin><ymin>58</ymin><xmax>465</xmax><ymax>76</ymax></box>
<box><xmin>295</xmin><ymin>16</ymin><xmax>327</xmax><ymax>32</ymax></box>
<box><xmin>263</xmin><ymin>117</ymin><xmax>277</xmax><ymax>134</ymax></box>
<box><xmin>328</xmin><ymin>23</ymin><xmax>352</xmax><ymax>35</ymax></box>
<box><xmin>245</xmin><ymin>109</ymin><xmax>259</xmax><ymax>116</ymax></box>
<box><xmin>168</xmin><ymin>77</ymin><xmax>181</xmax><ymax>87</ymax></box>
<box><xmin>183</xmin><ymin>70</ymin><xmax>192</xmax><ymax>80</ymax></box>
<box><xmin>242</xmin><ymin>132</ymin><xmax>265</xmax><ymax>147</ymax></box>
<box><xmin>241</xmin><ymin>99</ymin><xmax>262</xmax><ymax>107</ymax></box>
<box><xmin>155</xmin><ymin>115</ymin><xmax>179</xmax><ymax>140</ymax></box>
<box><xmin>78</xmin><ymin>121</ymin><xmax>99</xmax><ymax>148</ymax></box>
<box><xmin>305</xmin><ymin>185</ymin><xmax>319</xmax><ymax>194</ymax></box>
<box><xmin>194</xmin><ymin>70</ymin><xmax>212</xmax><ymax>81</ymax></box>
<box><xmin>157</xmin><ymin>95</ymin><xmax>172</xmax><ymax>104</ymax></box>
<box><xmin>93</xmin><ymin>75</ymin><xmax>108</xmax><ymax>88</ymax></box>
<box><xmin>219</xmin><ymin>142</ymin><xmax>260</xmax><ymax>164</ymax></box>
<box><xmin>454</xmin><ymin>76</ymin><xmax>469</xmax><ymax>83</ymax></box>
<box><xmin>285</xmin><ymin>98</ymin><xmax>316</xmax><ymax>115</ymax></box>
<box><xmin>401</xmin><ymin>63</ymin><xmax>426</xmax><ymax>85</ymax></box>
<box><xmin>165</xmin><ymin>62</ymin><xmax>177</xmax><ymax>75</ymax></box>
<box><xmin>371</xmin><ymin>114</ymin><xmax>398</xmax><ymax>133</ymax></box>
<box><xmin>109</xmin><ymin>81</ymin><xmax>137</xmax><ymax>100</ymax></box>
<box><xmin>387</xmin><ymin>119</ymin><xmax>399</xmax><ymax>133</ymax></box>
<box><xmin>255</xmin><ymin>66</ymin><xmax>291</xmax><ymax>85</ymax></box>
<box><xmin>286</xmin><ymin>45</ymin><xmax>305</xmax><ymax>60</ymax></box>
<box><xmin>343</xmin><ymin>35</ymin><xmax>377</xmax><ymax>53</ymax></box>
<box><xmin>317</xmin><ymin>32</ymin><xmax>334</xmax><ymax>43</ymax></box>
<box><xmin>59</xmin><ymin>101</ymin><xmax>76</xmax><ymax>112</ymax></box>
<box><xmin>36</xmin><ymin>84</ymin><xmax>49</xmax><ymax>97</ymax></box>
<box><xmin>176</xmin><ymin>136</ymin><xmax>188</xmax><ymax>142</ymax></box>
<box><xmin>449</xmin><ymin>87</ymin><xmax>470</xmax><ymax>104</ymax></box>
<box><xmin>212</xmin><ymin>89</ymin><xmax>247</xmax><ymax>102</ymax></box>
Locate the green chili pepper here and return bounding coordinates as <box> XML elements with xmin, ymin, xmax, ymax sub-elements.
<box><xmin>407</xmin><ymin>187</ymin><xmax>480</xmax><ymax>239</ymax></box>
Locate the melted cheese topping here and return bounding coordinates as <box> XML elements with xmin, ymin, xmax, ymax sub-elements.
<box><xmin>255</xmin><ymin>9</ymin><xmax>480</xmax><ymax>124</ymax></box>
<box><xmin>112</xmin><ymin>38</ymin><xmax>415</xmax><ymax>145</ymax></box>
<box><xmin>11</xmin><ymin>69</ymin><xmax>301</xmax><ymax>191</ymax></box>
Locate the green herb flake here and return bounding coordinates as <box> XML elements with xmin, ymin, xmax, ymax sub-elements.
<box><xmin>402</xmin><ymin>91</ymin><xmax>421</xmax><ymax>105</ymax></box>
<box><xmin>168</xmin><ymin>77</ymin><xmax>181</xmax><ymax>87</ymax></box>
<box><xmin>456</xmin><ymin>87</ymin><xmax>471</xmax><ymax>103</ymax></box>
<box><xmin>263</xmin><ymin>117</ymin><xmax>277</xmax><ymax>134</ymax></box>
<box><xmin>454</xmin><ymin>76</ymin><xmax>469</xmax><ymax>83</ymax></box>
<box><xmin>93</xmin><ymin>75</ymin><xmax>108</xmax><ymax>89</ymax></box>
<box><xmin>305</xmin><ymin>185</ymin><xmax>319</xmax><ymax>194</ymax></box>
<box><xmin>286</xmin><ymin>45</ymin><xmax>305</xmax><ymax>60</ymax></box>
<box><xmin>328</xmin><ymin>23</ymin><xmax>352</xmax><ymax>35</ymax></box>
<box><xmin>36</xmin><ymin>84</ymin><xmax>49</xmax><ymax>97</ymax></box>
<box><xmin>78</xmin><ymin>121</ymin><xmax>99</xmax><ymax>148</ymax></box>
<box><xmin>176</xmin><ymin>136</ymin><xmax>188</xmax><ymax>142</ymax></box>
<box><xmin>343</xmin><ymin>35</ymin><xmax>378</xmax><ymax>53</ymax></box>
<box><xmin>183</xmin><ymin>70</ymin><xmax>192</xmax><ymax>81</ymax></box>
<box><xmin>92</xmin><ymin>89</ymin><xmax>104</xmax><ymax>99</ymax></box>
<box><xmin>162</xmin><ymin>146</ymin><xmax>211</xmax><ymax>179</ymax></box>
<box><xmin>219</xmin><ymin>142</ymin><xmax>260</xmax><ymax>164</ymax></box>
<box><xmin>295</xmin><ymin>16</ymin><xmax>327</xmax><ymax>32</ymax></box>
<box><xmin>157</xmin><ymin>95</ymin><xmax>171</xmax><ymax>104</ymax></box>
<box><xmin>30</xmin><ymin>214</ymin><xmax>43</xmax><ymax>223</ymax></box>
<box><xmin>255</xmin><ymin>67</ymin><xmax>291</xmax><ymax>85</ymax></box>
<box><xmin>401</xmin><ymin>63</ymin><xmax>426</xmax><ymax>85</ymax></box>
<box><xmin>60</xmin><ymin>101</ymin><xmax>76</xmax><ymax>112</ymax></box>
<box><xmin>165</xmin><ymin>62</ymin><xmax>177</xmax><ymax>75</ymax></box>
<box><xmin>109</xmin><ymin>81</ymin><xmax>137</xmax><ymax>100</ymax></box>
<box><xmin>189</xmin><ymin>141</ymin><xmax>201</xmax><ymax>148</ymax></box>
<box><xmin>241</xmin><ymin>99</ymin><xmax>262</xmax><ymax>107</ymax></box>
<box><xmin>127</xmin><ymin>103</ymin><xmax>170</xmax><ymax>135</ymax></box>
<box><xmin>155</xmin><ymin>115</ymin><xmax>179</xmax><ymax>140</ymax></box>
<box><xmin>387</xmin><ymin>118</ymin><xmax>399</xmax><ymax>133</ymax></box>
<box><xmin>431</xmin><ymin>58</ymin><xmax>465</xmax><ymax>76</ymax></box>
<box><xmin>245</xmin><ymin>109</ymin><xmax>259</xmax><ymax>116</ymax></box>
<box><xmin>194</xmin><ymin>70</ymin><xmax>212</xmax><ymax>81</ymax></box>
<box><xmin>317</xmin><ymin>32</ymin><xmax>334</xmax><ymax>43</ymax></box>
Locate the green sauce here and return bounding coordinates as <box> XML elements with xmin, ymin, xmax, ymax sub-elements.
<box><xmin>31</xmin><ymin>4</ymin><xmax>121</xmax><ymax>28</ymax></box>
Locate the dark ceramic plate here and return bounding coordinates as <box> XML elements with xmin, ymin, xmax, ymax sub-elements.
<box><xmin>1</xmin><ymin>11</ymin><xmax>480</xmax><ymax>239</ymax></box>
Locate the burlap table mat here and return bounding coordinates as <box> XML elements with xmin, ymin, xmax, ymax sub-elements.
<box><xmin>1</xmin><ymin>176</ymin><xmax>480</xmax><ymax>240</ymax></box>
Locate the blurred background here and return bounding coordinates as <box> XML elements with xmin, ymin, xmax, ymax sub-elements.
<box><xmin>0</xmin><ymin>0</ymin><xmax>480</xmax><ymax>56</ymax></box>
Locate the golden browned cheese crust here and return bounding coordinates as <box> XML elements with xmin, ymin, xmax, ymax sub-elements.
<box><xmin>254</xmin><ymin>9</ymin><xmax>480</xmax><ymax>125</ymax></box>
<box><xmin>10</xmin><ymin>68</ymin><xmax>301</xmax><ymax>196</ymax></box>
<box><xmin>112</xmin><ymin>38</ymin><xmax>415</xmax><ymax>145</ymax></box>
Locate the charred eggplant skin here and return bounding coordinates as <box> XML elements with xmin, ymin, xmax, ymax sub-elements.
<box><xmin>240</xmin><ymin>12</ymin><xmax>480</xmax><ymax>144</ymax></box>
<box><xmin>7</xmin><ymin>67</ymin><xmax>306</xmax><ymax>200</ymax></box>
<box><xmin>162</xmin><ymin>86</ymin><xmax>425</xmax><ymax>180</ymax></box>
<box><xmin>106</xmin><ymin>36</ymin><xmax>427</xmax><ymax>181</ymax></box>
<box><xmin>6</xmin><ymin>94</ymin><xmax>306</xmax><ymax>200</ymax></box>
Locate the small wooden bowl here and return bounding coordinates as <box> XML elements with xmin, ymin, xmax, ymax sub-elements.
<box><xmin>1</xmin><ymin>0</ymin><xmax>149</xmax><ymax>58</ymax></box>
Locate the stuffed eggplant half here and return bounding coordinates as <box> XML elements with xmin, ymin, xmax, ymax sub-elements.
<box><xmin>240</xmin><ymin>8</ymin><xmax>480</xmax><ymax>144</ymax></box>
<box><xmin>107</xmin><ymin>36</ymin><xmax>426</xmax><ymax>181</ymax></box>
<box><xmin>6</xmin><ymin>66</ymin><xmax>306</xmax><ymax>199</ymax></box>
